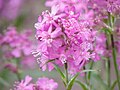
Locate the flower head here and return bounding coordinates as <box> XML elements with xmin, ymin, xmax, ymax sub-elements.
<box><xmin>36</xmin><ymin>77</ymin><xmax>58</xmax><ymax>90</ymax></box>
<box><xmin>14</xmin><ymin>76</ymin><xmax>33</xmax><ymax>90</ymax></box>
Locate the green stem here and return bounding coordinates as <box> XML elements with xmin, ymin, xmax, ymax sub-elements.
<box><xmin>105</xmin><ymin>31</ymin><xmax>111</xmax><ymax>87</ymax></box>
<box><xmin>106</xmin><ymin>57</ymin><xmax>111</xmax><ymax>87</ymax></box>
<box><xmin>15</xmin><ymin>58</ymin><xmax>21</xmax><ymax>81</ymax></box>
<box><xmin>88</xmin><ymin>61</ymin><xmax>94</xmax><ymax>82</ymax></box>
<box><xmin>65</xmin><ymin>63</ymin><xmax>69</xmax><ymax>90</ymax></box>
<box><xmin>88</xmin><ymin>61</ymin><xmax>94</xmax><ymax>90</ymax></box>
<box><xmin>111</xmin><ymin>35</ymin><xmax>120</xmax><ymax>89</ymax></box>
<box><xmin>83</xmin><ymin>66</ymin><xmax>88</xmax><ymax>85</ymax></box>
<box><xmin>108</xmin><ymin>12</ymin><xmax>120</xmax><ymax>90</ymax></box>
<box><xmin>16</xmin><ymin>71</ymin><xmax>21</xmax><ymax>81</ymax></box>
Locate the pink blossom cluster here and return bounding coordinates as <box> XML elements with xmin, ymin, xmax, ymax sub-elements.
<box><xmin>34</xmin><ymin>3</ymin><xmax>107</xmax><ymax>74</ymax></box>
<box><xmin>45</xmin><ymin>0</ymin><xmax>88</xmax><ymax>13</ymax></box>
<box><xmin>88</xmin><ymin>0</ymin><xmax>120</xmax><ymax>15</ymax></box>
<box><xmin>45</xmin><ymin>0</ymin><xmax>120</xmax><ymax>15</ymax></box>
<box><xmin>0</xmin><ymin>0</ymin><xmax>22</xmax><ymax>20</ymax></box>
<box><xmin>0</xmin><ymin>26</ymin><xmax>35</xmax><ymax>68</ymax></box>
<box><xmin>14</xmin><ymin>75</ymin><xmax>58</xmax><ymax>90</ymax></box>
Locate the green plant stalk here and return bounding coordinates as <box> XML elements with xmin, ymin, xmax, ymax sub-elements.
<box><xmin>106</xmin><ymin>57</ymin><xmax>111</xmax><ymax>87</ymax></box>
<box><xmin>108</xmin><ymin>12</ymin><xmax>120</xmax><ymax>89</ymax></box>
<box><xmin>15</xmin><ymin>58</ymin><xmax>21</xmax><ymax>81</ymax></box>
<box><xmin>83</xmin><ymin>66</ymin><xmax>88</xmax><ymax>85</ymax></box>
<box><xmin>105</xmin><ymin>31</ymin><xmax>111</xmax><ymax>87</ymax></box>
<box><xmin>87</xmin><ymin>61</ymin><xmax>94</xmax><ymax>90</ymax></box>
<box><xmin>65</xmin><ymin>63</ymin><xmax>69</xmax><ymax>90</ymax></box>
<box><xmin>88</xmin><ymin>61</ymin><xmax>94</xmax><ymax>82</ymax></box>
<box><xmin>83</xmin><ymin>66</ymin><xmax>92</xmax><ymax>90</ymax></box>
<box><xmin>16</xmin><ymin>71</ymin><xmax>21</xmax><ymax>81</ymax></box>
<box><xmin>111</xmin><ymin>39</ymin><xmax>120</xmax><ymax>89</ymax></box>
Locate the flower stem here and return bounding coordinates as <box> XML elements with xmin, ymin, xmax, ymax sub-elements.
<box><xmin>111</xmin><ymin>34</ymin><xmax>120</xmax><ymax>89</ymax></box>
<box><xmin>16</xmin><ymin>71</ymin><xmax>21</xmax><ymax>81</ymax></box>
<box><xmin>88</xmin><ymin>61</ymin><xmax>94</xmax><ymax>82</ymax></box>
<box><xmin>106</xmin><ymin>56</ymin><xmax>111</xmax><ymax>87</ymax></box>
<box><xmin>65</xmin><ymin>63</ymin><xmax>69</xmax><ymax>90</ymax></box>
<box><xmin>83</xmin><ymin>66</ymin><xmax>88</xmax><ymax>85</ymax></box>
<box><xmin>105</xmin><ymin>31</ymin><xmax>111</xmax><ymax>87</ymax></box>
<box><xmin>108</xmin><ymin>12</ymin><xmax>120</xmax><ymax>90</ymax></box>
<box><xmin>15</xmin><ymin>58</ymin><xmax>21</xmax><ymax>81</ymax></box>
<box><xmin>88</xmin><ymin>61</ymin><xmax>94</xmax><ymax>90</ymax></box>
<box><xmin>65</xmin><ymin>63</ymin><xmax>68</xmax><ymax>84</ymax></box>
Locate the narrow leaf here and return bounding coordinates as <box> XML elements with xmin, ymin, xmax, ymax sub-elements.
<box><xmin>54</xmin><ymin>64</ymin><xmax>66</xmax><ymax>86</ymax></box>
<box><xmin>67</xmin><ymin>73</ymin><xmax>79</xmax><ymax>90</ymax></box>
<box><xmin>111</xmin><ymin>80</ymin><xmax>117</xmax><ymax>90</ymax></box>
<box><xmin>54</xmin><ymin>64</ymin><xmax>65</xmax><ymax>79</ymax></box>
<box><xmin>75</xmin><ymin>80</ymin><xmax>88</xmax><ymax>90</ymax></box>
<box><xmin>88</xmin><ymin>61</ymin><xmax>94</xmax><ymax>80</ymax></box>
<box><xmin>81</xmin><ymin>69</ymin><xmax>98</xmax><ymax>73</ymax></box>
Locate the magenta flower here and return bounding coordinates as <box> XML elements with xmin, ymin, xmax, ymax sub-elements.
<box><xmin>14</xmin><ymin>76</ymin><xmax>33</xmax><ymax>90</ymax></box>
<box><xmin>88</xmin><ymin>0</ymin><xmax>120</xmax><ymax>17</ymax></box>
<box><xmin>0</xmin><ymin>0</ymin><xmax>23</xmax><ymax>20</ymax></box>
<box><xmin>36</xmin><ymin>77</ymin><xmax>58</xmax><ymax>90</ymax></box>
<box><xmin>34</xmin><ymin>2</ymin><xmax>109</xmax><ymax>75</ymax></box>
<box><xmin>13</xmin><ymin>76</ymin><xmax>58</xmax><ymax>90</ymax></box>
<box><xmin>1</xmin><ymin>26</ymin><xmax>35</xmax><ymax>68</ymax></box>
<box><xmin>45</xmin><ymin>0</ymin><xmax>88</xmax><ymax>13</ymax></box>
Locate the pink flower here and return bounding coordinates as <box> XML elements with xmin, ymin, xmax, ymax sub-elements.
<box><xmin>36</xmin><ymin>77</ymin><xmax>58</xmax><ymax>90</ymax></box>
<box><xmin>0</xmin><ymin>0</ymin><xmax>23</xmax><ymax>20</ymax></box>
<box><xmin>14</xmin><ymin>76</ymin><xmax>33</xmax><ymax>90</ymax></box>
<box><xmin>45</xmin><ymin>0</ymin><xmax>88</xmax><ymax>13</ymax></box>
<box><xmin>13</xmin><ymin>76</ymin><xmax>58</xmax><ymax>90</ymax></box>
<box><xmin>1</xmin><ymin>26</ymin><xmax>35</xmax><ymax>68</ymax></box>
<box><xmin>34</xmin><ymin>2</ymin><xmax>106</xmax><ymax>74</ymax></box>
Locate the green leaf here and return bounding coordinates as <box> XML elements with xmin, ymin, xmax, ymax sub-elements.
<box><xmin>67</xmin><ymin>73</ymin><xmax>79</xmax><ymax>90</ymax></box>
<box><xmin>88</xmin><ymin>61</ymin><xmax>94</xmax><ymax>80</ymax></box>
<box><xmin>81</xmin><ymin>69</ymin><xmax>98</xmax><ymax>73</ymax></box>
<box><xmin>54</xmin><ymin>64</ymin><xmax>66</xmax><ymax>86</ymax></box>
<box><xmin>102</xmin><ymin>27</ymin><xmax>112</xmax><ymax>34</ymax></box>
<box><xmin>75</xmin><ymin>80</ymin><xmax>88</xmax><ymax>90</ymax></box>
<box><xmin>54</xmin><ymin>64</ymin><xmax>65</xmax><ymax>79</ymax></box>
<box><xmin>110</xmin><ymin>80</ymin><xmax>117</xmax><ymax>90</ymax></box>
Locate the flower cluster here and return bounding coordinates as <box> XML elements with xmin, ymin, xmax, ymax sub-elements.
<box><xmin>89</xmin><ymin>0</ymin><xmax>120</xmax><ymax>14</ymax></box>
<box><xmin>1</xmin><ymin>26</ymin><xmax>35</xmax><ymax>68</ymax></box>
<box><xmin>34</xmin><ymin>3</ymin><xmax>107</xmax><ymax>75</ymax></box>
<box><xmin>0</xmin><ymin>0</ymin><xmax>23</xmax><ymax>20</ymax></box>
<box><xmin>14</xmin><ymin>75</ymin><xmax>58</xmax><ymax>90</ymax></box>
<box><xmin>46</xmin><ymin>0</ymin><xmax>120</xmax><ymax>18</ymax></box>
<box><xmin>45</xmin><ymin>0</ymin><xmax>88</xmax><ymax>13</ymax></box>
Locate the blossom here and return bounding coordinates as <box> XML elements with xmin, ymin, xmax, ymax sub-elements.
<box><xmin>0</xmin><ymin>0</ymin><xmax>23</xmax><ymax>20</ymax></box>
<box><xmin>1</xmin><ymin>26</ymin><xmax>35</xmax><ymax>68</ymax></box>
<box><xmin>33</xmin><ymin>3</ymin><xmax>106</xmax><ymax>75</ymax></box>
<box><xmin>88</xmin><ymin>0</ymin><xmax>120</xmax><ymax>16</ymax></box>
<box><xmin>36</xmin><ymin>77</ymin><xmax>58</xmax><ymax>90</ymax></box>
<box><xmin>13</xmin><ymin>76</ymin><xmax>58</xmax><ymax>90</ymax></box>
<box><xmin>45</xmin><ymin>0</ymin><xmax>88</xmax><ymax>13</ymax></box>
<box><xmin>14</xmin><ymin>76</ymin><xmax>33</xmax><ymax>90</ymax></box>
